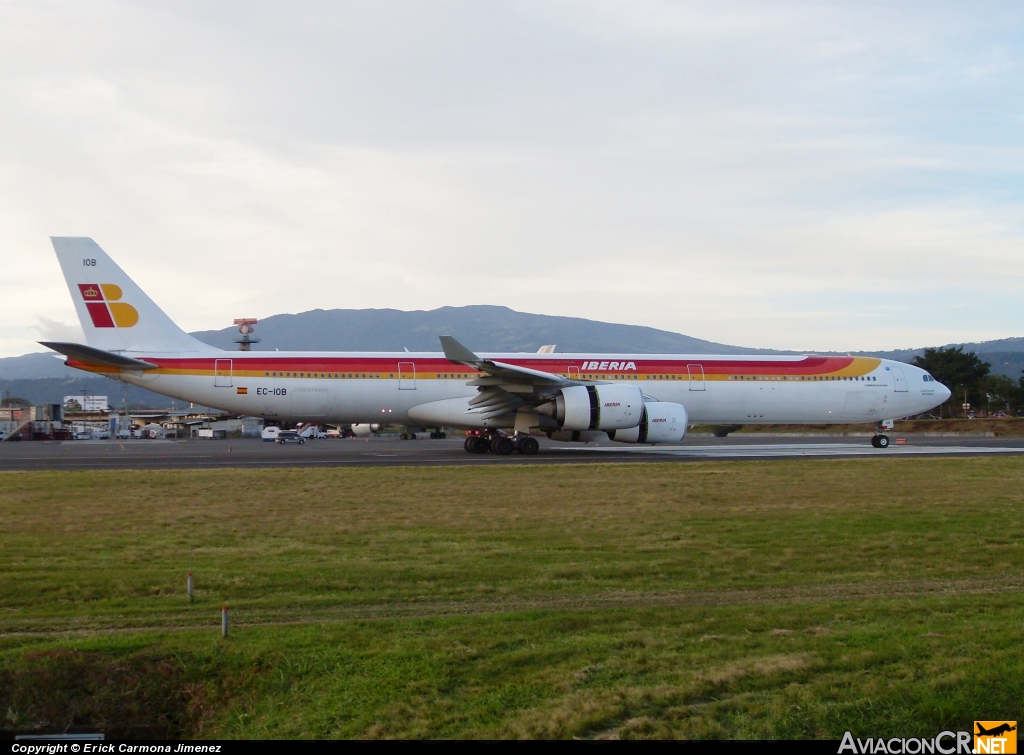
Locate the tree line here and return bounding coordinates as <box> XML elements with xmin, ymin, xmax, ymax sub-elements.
<box><xmin>911</xmin><ymin>346</ymin><xmax>1023</xmax><ymax>418</ymax></box>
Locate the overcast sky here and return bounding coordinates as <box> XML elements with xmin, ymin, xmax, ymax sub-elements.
<box><xmin>1</xmin><ymin>1</ymin><xmax>1022</xmax><ymax>357</ymax></box>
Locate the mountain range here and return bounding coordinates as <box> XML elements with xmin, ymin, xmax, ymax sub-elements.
<box><xmin>2</xmin><ymin>305</ymin><xmax>1022</xmax><ymax>407</ymax></box>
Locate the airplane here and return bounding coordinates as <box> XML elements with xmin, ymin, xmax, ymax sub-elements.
<box><xmin>41</xmin><ymin>237</ymin><xmax>952</xmax><ymax>454</ymax></box>
<box><xmin>976</xmin><ymin>724</ymin><xmax>1016</xmax><ymax>737</ymax></box>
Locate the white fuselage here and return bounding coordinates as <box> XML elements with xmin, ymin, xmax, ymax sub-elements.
<box><xmin>89</xmin><ymin>350</ymin><xmax>950</xmax><ymax>428</ymax></box>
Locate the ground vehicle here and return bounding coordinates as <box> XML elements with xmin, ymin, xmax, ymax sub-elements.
<box><xmin>261</xmin><ymin>426</ymin><xmax>281</xmax><ymax>442</ymax></box>
<box><xmin>276</xmin><ymin>430</ymin><xmax>305</xmax><ymax>444</ymax></box>
<box><xmin>296</xmin><ymin>424</ymin><xmax>327</xmax><ymax>439</ymax></box>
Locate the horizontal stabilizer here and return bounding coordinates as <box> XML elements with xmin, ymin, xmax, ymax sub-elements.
<box><xmin>40</xmin><ymin>341</ymin><xmax>158</xmax><ymax>371</ymax></box>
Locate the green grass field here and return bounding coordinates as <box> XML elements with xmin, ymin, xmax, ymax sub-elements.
<box><xmin>1</xmin><ymin>458</ymin><xmax>1022</xmax><ymax>738</ymax></box>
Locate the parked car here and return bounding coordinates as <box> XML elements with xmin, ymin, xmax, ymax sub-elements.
<box><xmin>276</xmin><ymin>430</ymin><xmax>305</xmax><ymax>445</ymax></box>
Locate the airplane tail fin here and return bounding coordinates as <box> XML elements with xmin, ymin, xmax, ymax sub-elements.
<box><xmin>51</xmin><ymin>237</ymin><xmax>215</xmax><ymax>354</ymax></box>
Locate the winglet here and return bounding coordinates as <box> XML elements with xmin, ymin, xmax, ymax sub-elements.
<box><xmin>439</xmin><ymin>335</ymin><xmax>480</xmax><ymax>365</ymax></box>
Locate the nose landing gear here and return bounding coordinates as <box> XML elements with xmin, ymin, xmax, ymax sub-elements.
<box><xmin>872</xmin><ymin>420</ymin><xmax>894</xmax><ymax>449</ymax></box>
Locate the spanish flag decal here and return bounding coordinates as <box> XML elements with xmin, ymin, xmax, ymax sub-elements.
<box><xmin>78</xmin><ymin>283</ymin><xmax>139</xmax><ymax>328</ymax></box>
<box><xmin>236</xmin><ymin>387</ymin><xmax>248</xmax><ymax>394</ymax></box>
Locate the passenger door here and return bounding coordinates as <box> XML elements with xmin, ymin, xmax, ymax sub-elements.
<box><xmin>687</xmin><ymin>363</ymin><xmax>706</xmax><ymax>391</ymax></box>
<box><xmin>214</xmin><ymin>359</ymin><xmax>232</xmax><ymax>388</ymax></box>
<box><xmin>892</xmin><ymin>367</ymin><xmax>908</xmax><ymax>392</ymax></box>
<box><xmin>399</xmin><ymin>361</ymin><xmax>416</xmax><ymax>390</ymax></box>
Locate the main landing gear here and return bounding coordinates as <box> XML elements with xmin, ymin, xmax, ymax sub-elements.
<box><xmin>871</xmin><ymin>434</ymin><xmax>890</xmax><ymax>449</ymax></box>
<box><xmin>463</xmin><ymin>432</ymin><xmax>539</xmax><ymax>455</ymax></box>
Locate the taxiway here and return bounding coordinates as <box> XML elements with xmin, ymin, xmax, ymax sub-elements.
<box><xmin>2</xmin><ymin>434</ymin><xmax>1023</xmax><ymax>471</ymax></box>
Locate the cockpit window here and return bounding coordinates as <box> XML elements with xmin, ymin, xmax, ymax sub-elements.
<box><xmin>922</xmin><ymin>374</ymin><xmax>934</xmax><ymax>382</ymax></box>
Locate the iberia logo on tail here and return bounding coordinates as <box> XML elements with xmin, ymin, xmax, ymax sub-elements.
<box><xmin>78</xmin><ymin>283</ymin><xmax>138</xmax><ymax>328</ymax></box>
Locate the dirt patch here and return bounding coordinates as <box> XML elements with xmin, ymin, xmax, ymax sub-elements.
<box><xmin>698</xmin><ymin>653</ymin><xmax>813</xmax><ymax>685</ymax></box>
<box><xmin>0</xmin><ymin>650</ymin><xmax>213</xmax><ymax>739</ymax></box>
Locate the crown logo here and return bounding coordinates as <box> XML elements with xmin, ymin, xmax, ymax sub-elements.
<box><xmin>77</xmin><ymin>283</ymin><xmax>138</xmax><ymax>328</ymax></box>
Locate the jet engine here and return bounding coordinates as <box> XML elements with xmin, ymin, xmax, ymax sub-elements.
<box><xmin>608</xmin><ymin>402</ymin><xmax>688</xmax><ymax>444</ymax></box>
<box><xmin>351</xmin><ymin>423</ymin><xmax>381</xmax><ymax>437</ymax></box>
<box><xmin>537</xmin><ymin>384</ymin><xmax>644</xmax><ymax>431</ymax></box>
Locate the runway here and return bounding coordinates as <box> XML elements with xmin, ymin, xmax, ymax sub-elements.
<box><xmin>2</xmin><ymin>434</ymin><xmax>1023</xmax><ymax>470</ymax></box>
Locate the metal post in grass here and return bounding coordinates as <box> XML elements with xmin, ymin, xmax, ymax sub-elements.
<box><xmin>187</xmin><ymin>573</ymin><xmax>194</xmax><ymax>602</ymax></box>
<box><xmin>222</xmin><ymin>606</ymin><xmax>229</xmax><ymax>638</ymax></box>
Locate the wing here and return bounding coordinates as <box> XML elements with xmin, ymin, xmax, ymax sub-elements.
<box><xmin>439</xmin><ymin>335</ymin><xmax>575</xmax><ymax>422</ymax></box>
<box><xmin>440</xmin><ymin>335</ymin><xmax>572</xmax><ymax>389</ymax></box>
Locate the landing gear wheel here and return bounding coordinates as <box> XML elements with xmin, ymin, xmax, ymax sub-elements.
<box><xmin>871</xmin><ymin>435</ymin><xmax>890</xmax><ymax>448</ymax></box>
<box><xmin>400</xmin><ymin>432</ymin><xmax>408</xmax><ymax>440</ymax></box>
<box><xmin>517</xmin><ymin>436</ymin><xmax>540</xmax><ymax>455</ymax></box>
<box><xmin>464</xmin><ymin>437</ymin><xmax>474</xmax><ymax>452</ymax></box>
<box><xmin>468</xmin><ymin>436</ymin><xmax>489</xmax><ymax>453</ymax></box>
<box><xmin>491</xmin><ymin>436</ymin><xmax>515</xmax><ymax>455</ymax></box>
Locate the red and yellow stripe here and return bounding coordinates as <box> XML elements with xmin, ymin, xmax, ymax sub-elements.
<box><xmin>65</xmin><ymin>354</ymin><xmax>881</xmax><ymax>382</ymax></box>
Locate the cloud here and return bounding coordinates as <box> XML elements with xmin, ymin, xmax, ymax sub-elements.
<box><xmin>30</xmin><ymin>317</ymin><xmax>85</xmax><ymax>343</ymax></box>
<box><xmin>0</xmin><ymin>1</ymin><xmax>1022</xmax><ymax>356</ymax></box>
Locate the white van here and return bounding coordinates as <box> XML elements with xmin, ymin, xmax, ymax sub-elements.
<box><xmin>261</xmin><ymin>426</ymin><xmax>281</xmax><ymax>442</ymax></box>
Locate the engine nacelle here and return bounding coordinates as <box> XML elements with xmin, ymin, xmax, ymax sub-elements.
<box><xmin>539</xmin><ymin>384</ymin><xmax>644</xmax><ymax>431</ymax></box>
<box><xmin>609</xmin><ymin>402</ymin><xmax>687</xmax><ymax>444</ymax></box>
<box><xmin>351</xmin><ymin>423</ymin><xmax>380</xmax><ymax>437</ymax></box>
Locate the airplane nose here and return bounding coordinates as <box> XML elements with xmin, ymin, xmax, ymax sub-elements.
<box><xmin>938</xmin><ymin>383</ymin><xmax>952</xmax><ymax>403</ymax></box>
